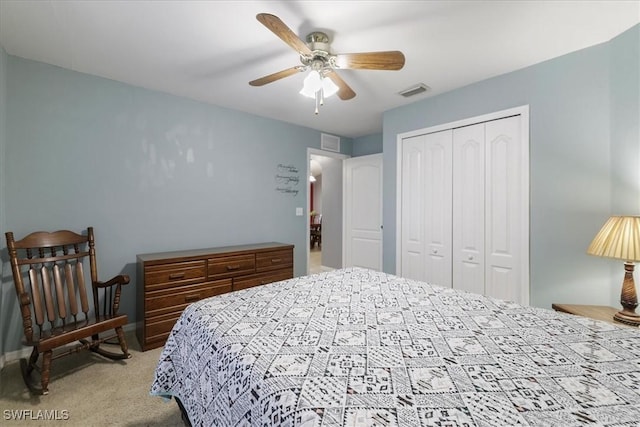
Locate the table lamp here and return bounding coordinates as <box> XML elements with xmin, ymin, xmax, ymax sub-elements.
<box><xmin>587</xmin><ymin>215</ymin><xmax>640</xmax><ymax>326</ymax></box>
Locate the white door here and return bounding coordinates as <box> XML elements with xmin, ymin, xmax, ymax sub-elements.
<box><xmin>452</xmin><ymin>123</ymin><xmax>485</xmax><ymax>294</ymax></box>
<box><xmin>401</xmin><ymin>135</ymin><xmax>427</xmax><ymax>280</ymax></box>
<box><xmin>484</xmin><ymin>116</ymin><xmax>523</xmax><ymax>303</ymax></box>
<box><xmin>401</xmin><ymin>131</ymin><xmax>452</xmax><ymax>285</ymax></box>
<box><xmin>423</xmin><ymin>131</ymin><xmax>453</xmax><ymax>286</ymax></box>
<box><xmin>343</xmin><ymin>154</ymin><xmax>383</xmax><ymax>270</ymax></box>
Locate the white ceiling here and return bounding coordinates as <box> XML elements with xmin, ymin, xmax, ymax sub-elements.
<box><xmin>1</xmin><ymin>1</ymin><xmax>638</xmax><ymax>138</ymax></box>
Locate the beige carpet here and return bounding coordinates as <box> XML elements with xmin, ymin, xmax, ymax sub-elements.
<box><xmin>0</xmin><ymin>331</ymin><xmax>184</xmax><ymax>426</ymax></box>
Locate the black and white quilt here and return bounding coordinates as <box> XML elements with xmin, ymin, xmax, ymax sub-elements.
<box><xmin>151</xmin><ymin>268</ymin><xmax>640</xmax><ymax>426</ymax></box>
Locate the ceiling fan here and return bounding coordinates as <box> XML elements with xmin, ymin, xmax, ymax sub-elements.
<box><xmin>249</xmin><ymin>13</ymin><xmax>405</xmax><ymax>113</ymax></box>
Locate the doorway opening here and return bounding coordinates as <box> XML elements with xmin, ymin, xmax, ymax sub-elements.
<box><xmin>306</xmin><ymin>148</ymin><xmax>348</xmax><ymax>275</ymax></box>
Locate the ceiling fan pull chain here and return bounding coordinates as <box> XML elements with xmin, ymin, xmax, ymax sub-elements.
<box><xmin>314</xmin><ymin>91</ymin><xmax>320</xmax><ymax>115</ymax></box>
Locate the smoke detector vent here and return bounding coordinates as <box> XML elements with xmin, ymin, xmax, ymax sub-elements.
<box><xmin>399</xmin><ymin>84</ymin><xmax>429</xmax><ymax>98</ymax></box>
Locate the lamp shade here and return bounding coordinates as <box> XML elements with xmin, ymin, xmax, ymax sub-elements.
<box><xmin>587</xmin><ymin>216</ymin><xmax>640</xmax><ymax>262</ymax></box>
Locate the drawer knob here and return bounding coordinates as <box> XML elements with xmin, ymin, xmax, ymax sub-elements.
<box><xmin>169</xmin><ymin>273</ymin><xmax>185</xmax><ymax>280</ymax></box>
<box><xmin>271</xmin><ymin>258</ymin><xmax>282</xmax><ymax>263</ymax></box>
<box><xmin>226</xmin><ymin>265</ymin><xmax>240</xmax><ymax>271</ymax></box>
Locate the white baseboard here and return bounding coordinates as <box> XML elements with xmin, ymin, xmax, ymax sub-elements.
<box><xmin>0</xmin><ymin>322</ymin><xmax>138</xmax><ymax>371</ymax></box>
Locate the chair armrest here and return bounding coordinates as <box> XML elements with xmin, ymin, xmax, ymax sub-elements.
<box><xmin>94</xmin><ymin>275</ymin><xmax>130</xmax><ymax>316</ymax></box>
<box><xmin>94</xmin><ymin>274</ymin><xmax>130</xmax><ymax>288</ymax></box>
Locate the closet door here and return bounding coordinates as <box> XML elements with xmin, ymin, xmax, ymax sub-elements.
<box><xmin>452</xmin><ymin>124</ymin><xmax>485</xmax><ymax>294</ymax></box>
<box><xmin>423</xmin><ymin>131</ymin><xmax>453</xmax><ymax>287</ymax></box>
<box><xmin>401</xmin><ymin>131</ymin><xmax>452</xmax><ymax>285</ymax></box>
<box><xmin>401</xmin><ymin>135</ymin><xmax>427</xmax><ymax>280</ymax></box>
<box><xmin>485</xmin><ymin>116</ymin><xmax>522</xmax><ymax>302</ymax></box>
<box><xmin>398</xmin><ymin>107</ymin><xmax>528</xmax><ymax>304</ymax></box>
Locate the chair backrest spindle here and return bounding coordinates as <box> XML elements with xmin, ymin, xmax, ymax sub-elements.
<box><xmin>76</xmin><ymin>260</ymin><xmax>89</xmax><ymax>319</ymax></box>
<box><xmin>64</xmin><ymin>262</ymin><xmax>78</xmax><ymax>321</ymax></box>
<box><xmin>53</xmin><ymin>263</ymin><xmax>67</xmax><ymax>324</ymax></box>
<box><xmin>27</xmin><ymin>267</ymin><xmax>45</xmax><ymax>331</ymax></box>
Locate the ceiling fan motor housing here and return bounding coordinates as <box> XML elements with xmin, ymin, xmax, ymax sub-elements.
<box><xmin>302</xmin><ymin>32</ymin><xmax>333</xmax><ymax>70</ymax></box>
<box><xmin>306</xmin><ymin>32</ymin><xmax>331</xmax><ymax>53</ymax></box>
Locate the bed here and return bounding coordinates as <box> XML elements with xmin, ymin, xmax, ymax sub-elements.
<box><xmin>151</xmin><ymin>268</ymin><xmax>640</xmax><ymax>426</ymax></box>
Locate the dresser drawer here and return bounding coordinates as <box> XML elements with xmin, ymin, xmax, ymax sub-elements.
<box><xmin>233</xmin><ymin>269</ymin><xmax>293</xmax><ymax>291</ymax></box>
<box><xmin>144</xmin><ymin>260</ymin><xmax>206</xmax><ymax>291</ymax></box>
<box><xmin>208</xmin><ymin>254</ymin><xmax>255</xmax><ymax>280</ymax></box>
<box><xmin>144</xmin><ymin>311</ymin><xmax>183</xmax><ymax>347</ymax></box>
<box><xmin>256</xmin><ymin>249</ymin><xmax>293</xmax><ymax>272</ymax></box>
<box><xmin>145</xmin><ymin>279</ymin><xmax>232</xmax><ymax>317</ymax></box>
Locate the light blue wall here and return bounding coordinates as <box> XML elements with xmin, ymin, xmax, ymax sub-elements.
<box><xmin>352</xmin><ymin>133</ymin><xmax>383</xmax><ymax>157</ymax></box>
<box><xmin>1</xmin><ymin>56</ymin><xmax>352</xmax><ymax>354</ymax></box>
<box><xmin>608</xmin><ymin>25</ymin><xmax>640</xmax><ymax>305</ymax></box>
<box><xmin>610</xmin><ymin>25</ymin><xmax>640</xmax><ymax>215</ymax></box>
<box><xmin>0</xmin><ymin>46</ymin><xmax>8</xmax><ymax>364</ymax></box>
<box><xmin>383</xmin><ymin>25</ymin><xmax>640</xmax><ymax>311</ymax></box>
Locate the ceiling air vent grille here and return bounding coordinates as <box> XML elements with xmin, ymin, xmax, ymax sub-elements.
<box><xmin>321</xmin><ymin>133</ymin><xmax>340</xmax><ymax>152</ymax></box>
<box><xmin>399</xmin><ymin>84</ymin><xmax>429</xmax><ymax>98</ymax></box>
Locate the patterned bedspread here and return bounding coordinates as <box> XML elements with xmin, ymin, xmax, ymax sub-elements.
<box><xmin>151</xmin><ymin>268</ymin><xmax>640</xmax><ymax>426</ymax></box>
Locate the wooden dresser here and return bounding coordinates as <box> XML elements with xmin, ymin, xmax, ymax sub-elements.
<box><xmin>136</xmin><ymin>242</ymin><xmax>294</xmax><ymax>351</ymax></box>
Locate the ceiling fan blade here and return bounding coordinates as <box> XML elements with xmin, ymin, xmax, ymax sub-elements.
<box><xmin>249</xmin><ymin>66</ymin><xmax>304</xmax><ymax>87</ymax></box>
<box><xmin>333</xmin><ymin>51</ymin><xmax>405</xmax><ymax>70</ymax></box>
<box><xmin>326</xmin><ymin>71</ymin><xmax>356</xmax><ymax>100</ymax></box>
<box><xmin>256</xmin><ymin>13</ymin><xmax>312</xmax><ymax>56</ymax></box>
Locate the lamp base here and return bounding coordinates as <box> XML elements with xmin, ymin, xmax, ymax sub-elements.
<box><xmin>614</xmin><ymin>262</ymin><xmax>640</xmax><ymax>326</ymax></box>
<box><xmin>613</xmin><ymin>310</ymin><xmax>640</xmax><ymax>327</ymax></box>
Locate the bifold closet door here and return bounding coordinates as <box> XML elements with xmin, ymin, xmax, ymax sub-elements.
<box><xmin>400</xmin><ymin>110</ymin><xmax>527</xmax><ymax>303</ymax></box>
<box><xmin>484</xmin><ymin>116</ymin><xmax>523</xmax><ymax>303</ymax></box>
<box><xmin>452</xmin><ymin>123</ymin><xmax>485</xmax><ymax>295</ymax></box>
<box><xmin>401</xmin><ymin>131</ymin><xmax>452</xmax><ymax>285</ymax></box>
<box><xmin>451</xmin><ymin>116</ymin><xmax>523</xmax><ymax>301</ymax></box>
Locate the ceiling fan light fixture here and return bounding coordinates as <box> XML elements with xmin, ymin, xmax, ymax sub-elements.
<box><xmin>300</xmin><ymin>70</ymin><xmax>322</xmax><ymax>98</ymax></box>
<box><xmin>322</xmin><ymin>76</ymin><xmax>339</xmax><ymax>98</ymax></box>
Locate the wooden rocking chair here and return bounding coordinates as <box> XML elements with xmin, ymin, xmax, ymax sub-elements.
<box><xmin>5</xmin><ymin>227</ymin><xmax>131</xmax><ymax>395</ymax></box>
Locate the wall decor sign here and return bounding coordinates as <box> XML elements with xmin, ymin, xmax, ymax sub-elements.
<box><xmin>275</xmin><ymin>164</ymin><xmax>300</xmax><ymax>196</ymax></box>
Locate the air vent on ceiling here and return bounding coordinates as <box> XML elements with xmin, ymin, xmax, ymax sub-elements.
<box><xmin>399</xmin><ymin>83</ymin><xmax>429</xmax><ymax>98</ymax></box>
<box><xmin>321</xmin><ymin>133</ymin><xmax>340</xmax><ymax>152</ymax></box>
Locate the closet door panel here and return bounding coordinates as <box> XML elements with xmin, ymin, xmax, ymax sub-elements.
<box><xmin>423</xmin><ymin>130</ymin><xmax>453</xmax><ymax>287</ymax></box>
<box><xmin>485</xmin><ymin>116</ymin><xmax>521</xmax><ymax>302</ymax></box>
<box><xmin>401</xmin><ymin>136</ymin><xmax>427</xmax><ymax>281</ymax></box>
<box><xmin>452</xmin><ymin>124</ymin><xmax>485</xmax><ymax>295</ymax></box>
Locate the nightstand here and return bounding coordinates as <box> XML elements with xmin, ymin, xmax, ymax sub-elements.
<box><xmin>552</xmin><ymin>304</ymin><xmax>639</xmax><ymax>328</ymax></box>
